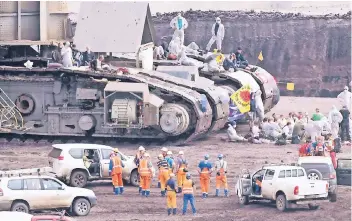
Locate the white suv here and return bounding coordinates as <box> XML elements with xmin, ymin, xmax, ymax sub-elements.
<box><xmin>0</xmin><ymin>169</ymin><xmax>96</xmax><ymax>216</ymax></box>
<box><xmin>48</xmin><ymin>144</ymin><xmax>155</xmax><ymax>188</ymax></box>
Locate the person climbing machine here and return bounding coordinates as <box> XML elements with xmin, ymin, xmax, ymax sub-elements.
<box><xmin>176</xmin><ymin>151</ymin><xmax>188</xmax><ymax>193</ymax></box>
<box><xmin>109</xmin><ymin>148</ymin><xmax>125</xmax><ymax>195</ymax></box>
<box><xmin>206</xmin><ymin>17</ymin><xmax>225</xmax><ymax>52</ymax></box>
<box><xmin>157</xmin><ymin>154</ymin><xmax>170</xmax><ymax>197</ymax></box>
<box><xmin>197</xmin><ymin>154</ymin><xmax>212</xmax><ymax>199</ymax></box>
<box><xmin>138</xmin><ymin>153</ymin><xmax>153</xmax><ymax>197</ymax></box>
<box><xmin>215</xmin><ymin>154</ymin><xmax>228</xmax><ymax>197</ymax></box>
<box><xmin>182</xmin><ymin>173</ymin><xmax>197</xmax><ymax>215</ymax></box>
<box><xmin>166</xmin><ymin>173</ymin><xmax>177</xmax><ymax>216</ymax></box>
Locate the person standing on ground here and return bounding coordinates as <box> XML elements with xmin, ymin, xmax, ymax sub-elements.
<box><xmin>157</xmin><ymin>154</ymin><xmax>169</xmax><ymax>197</ymax></box>
<box><xmin>197</xmin><ymin>154</ymin><xmax>212</xmax><ymax>199</ymax></box>
<box><xmin>134</xmin><ymin>146</ymin><xmax>145</xmax><ymax>194</ymax></box>
<box><xmin>328</xmin><ymin>105</ymin><xmax>343</xmax><ymax>140</ymax></box>
<box><xmin>165</xmin><ymin>151</ymin><xmax>176</xmax><ymax>174</ymax></box>
<box><xmin>170</xmin><ymin>13</ymin><xmax>188</xmax><ymax>46</ymax></box>
<box><xmin>138</xmin><ymin>153</ymin><xmax>153</xmax><ymax>197</ymax></box>
<box><xmin>109</xmin><ymin>148</ymin><xmax>125</xmax><ymax>195</ymax></box>
<box><xmin>340</xmin><ymin>105</ymin><xmax>351</xmax><ymax>143</ymax></box>
<box><xmin>205</xmin><ymin>17</ymin><xmax>225</xmax><ymax>52</ymax></box>
<box><xmin>165</xmin><ymin>173</ymin><xmax>177</xmax><ymax>216</ymax></box>
<box><xmin>215</xmin><ymin>154</ymin><xmax>229</xmax><ymax>197</ymax></box>
<box><xmin>176</xmin><ymin>151</ymin><xmax>188</xmax><ymax>193</ymax></box>
<box><xmin>312</xmin><ymin>108</ymin><xmax>324</xmax><ymax>121</ymax></box>
<box><xmin>182</xmin><ymin>173</ymin><xmax>197</xmax><ymax>215</ymax></box>
<box><xmin>337</xmin><ymin>86</ymin><xmax>352</xmax><ymax>112</ymax></box>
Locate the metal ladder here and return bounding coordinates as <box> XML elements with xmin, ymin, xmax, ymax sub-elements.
<box><xmin>116</xmin><ymin>103</ymin><xmax>130</xmax><ymax>125</ymax></box>
<box><xmin>0</xmin><ymin>88</ymin><xmax>25</xmax><ymax>131</ymax></box>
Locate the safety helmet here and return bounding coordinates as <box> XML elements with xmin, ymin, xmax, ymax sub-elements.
<box><xmin>158</xmin><ymin>154</ymin><xmax>163</xmax><ymax>159</ymax></box>
<box><xmin>179</xmin><ymin>151</ymin><xmax>184</xmax><ymax>155</ymax></box>
<box><xmin>169</xmin><ymin>173</ymin><xmax>175</xmax><ymax>178</ymax></box>
<box><xmin>218</xmin><ymin>154</ymin><xmax>223</xmax><ymax>158</ymax></box>
<box><xmin>167</xmin><ymin>151</ymin><xmax>172</xmax><ymax>155</ymax></box>
<box><xmin>161</xmin><ymin>147</ymin><xmax>168</xmax><ymax>152</ymax></box>
<box><xmin>138</xmin><ymin>146</ymin><xmax>145</xmax><ymax>151</ymax></box>
<box><xmin>344</xmin><ymin>86</ymin><xmax>348</xmax><ymax>90</ymax></box>
<box><xmin>113</xmin><ymin>148</ymin><xmax>119</xmax><ymax>153</ymax></box>
<box><xmin>144</xmin><ymin>153</ymin><xmax>150</xmax><ymax>157</ymax></box>
<box><xmin>204</xmin><ymin>154</ymin><xmax>209</xmax><ymax>160</ymax></box>
<box><xmin>186</xmin><ymin>173</ymin><xmax>191</xmax><ymax>179</ymax></box>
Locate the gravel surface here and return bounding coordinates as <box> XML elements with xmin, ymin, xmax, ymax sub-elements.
<box><xmin>0</xmin><ymin>97</ymin><xmax>351</xmax><ymax>221</ymax></box>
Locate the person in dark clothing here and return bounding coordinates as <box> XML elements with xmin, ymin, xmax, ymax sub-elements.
<box><xmin>52</xmin><ymin>42</ymin><xmax>63</xmax><ymax>63</ymax></box>
<box><xmin>71</xmin><ymin>44</ymin><xmax>82</xmax><ymax>66</ymax></box>
<box><xmin>90</xmin><ymin>55</ymin><xmax>104</xmax><ymax>71</ymax></box>
<box><xmin>223</xmin><ymin>53</ymin><xmax>238</xmax><ymax>71</ymax></box>
<box><xmin>161</xmin><ymin>37</ymin><xmax>169</xmax><ymax>57</ymax></box>
<box><xmin>165</xmin><ymin>174</ymin><xmax>177</xmax><ymax>216</ymax></box>
<box><xmin>82</xmin><ymin>46</ymin><xmax>95</xmax><ymax>66</ymax></box>
<box><xmin>235</xmin><ymin>47</ymin><xmax>249</xmax><ymax>67</ymax></box>
<box><xmin>339</xmin><ymin>105</ymin><xmax>351</xmax><ymax>142</ymax></box>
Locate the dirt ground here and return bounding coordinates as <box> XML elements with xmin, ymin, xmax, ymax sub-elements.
<box><xmin>0</xmin><ymin>97</ymin><xmax>351</xmax><ymax>221</ymax></box>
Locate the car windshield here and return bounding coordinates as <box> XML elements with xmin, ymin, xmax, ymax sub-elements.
<box><xmin>300</xmin><ymin>163</ymin><xmax>333</xmax><ymax>179</ymax></box>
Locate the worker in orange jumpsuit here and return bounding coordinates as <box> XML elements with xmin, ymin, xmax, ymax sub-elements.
<box><xmin>158</xmin><ymin>147</ymin><xmax>168</xmax><ymax>188</ymax></box>
<box><xmin>197</xmin><ymin>154</ymin><xmax>213</xmax><ymax>198</ymax></box>
<box><xmin>166</xmin><ymin>173</ymin><xmax>177</xmax><ymax>215</ymax></box>
<box><xmin>176</xmin><ymin>151</ymin><xmax>188</xmax><ymax>193</ymax></box>
<box><xmin>134</xmin><ymin>146</ymin><xmax>145</xmax><ymax>194</ymax></box>
<box><xmin>215</xmin><ymin>154</ymin><xmax>228</xmax><ymax>197</ymax></box>
<box><xmin>109</xmin><ymin>148</ymin><xmax>125</xmax><ymax>195</ymax></box>
<box><xmin>138</xmin><ymin>152</ymin><xmax>153</xmax><ymax>197</ymax></box>
<box><xmin>157</xmin><ymin>154</ymin><xmax>170</xmax><ymax>196</ymax></box>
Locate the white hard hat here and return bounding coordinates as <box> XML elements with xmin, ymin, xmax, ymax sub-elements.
<box><xmin>167</xmin><ymin>151</ymin><xmax>172</xmax><ymax>155</ymax></box>
<box><xmin>158</xmin><ymin>154</ymin><xmax>163</xmax><ymax>159</ymax></box>
<box><xmin>161</xmin><ymin>147</ymin><xmax>168</xmax><ymax>152</ymax></box>
<box><xmin>138</xmin><ymin>146</ymin><xmax>145</xmax><ymax>151</ymax></box>
<box><xmin>344</xmin><ymin>86</ymin><xmax>348</xmax><ymax>90</ymax></box>
<box><xmin>144</xmin><ymin>153</ymin><xmax>150</xmax><ymax>157</ymax></box>
<box><xmin>179</xmin><ymin>151</ymin><xmax>184</xmax><ymax>155</ymax></box>
<box><xmin>170</xmin><ymin>173</ymin><xmax>175</xmax><ymax>177</ymax></box>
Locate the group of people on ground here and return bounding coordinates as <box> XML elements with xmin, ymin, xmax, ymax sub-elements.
<box><xmin>115</xmin><ymin>146</ymin><xmax>229</xmax><ymax>216</ymax></box>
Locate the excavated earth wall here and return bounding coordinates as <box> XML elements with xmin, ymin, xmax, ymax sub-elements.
<box><xmin>153</xmin><ymin>11</ymin><xmax>351</xmax><ymax>97</ymax></box>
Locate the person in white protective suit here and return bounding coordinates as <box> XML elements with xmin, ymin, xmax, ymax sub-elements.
<box><xmin>337</xmin><ymin>86</ymin><xmax>352</xmax><ymax>111</ymax></box>
<box><xmin>268</xmin><ymin>118</ymin><xmax>282</xmax><ymax>138</ymax></box>
<box><xmin>170</xmin><ymin>13</ymin><xmax>188</xmax><ymax>46</ymax></box>
<box><xmin>206</xmin><ymin>17</ymin><xmax>225</xmax><ymax>52</ymax></box>
<box><xmin>328</xmin><ymin>105</ymin><xmax>343</xmax><ymax>139</ymax></box>
<box><xmin>304</xmin><ymin>118</ymin><xmax>331</xmax><ymax>142</ymax></box>
<box><xmin>168</xmin><ymin>37</ymin><xmax>182</xmax><ymax>58</ymax></box>
<box><xmin>61</xmin><ymin>42</ymin><xmax>73</xmax><ymax>67</ymax></box>
<box><xmin>254</xmin><ymin>90</ymin><xmax>265</xmax><ymax>125</ymax></box>
<box><xmin>153</xmin><ymin>46</ymin><xmax>165</xmax><ymax>60</ymax></box>
<box><xmin>227</xmin><ymin>124</ymin><xmax>247</xmax><ymax>142</ymax></box>
<box><xmin>178</xmin><ymin>46</ymin><xmax>200</xmax><ymax>66</ymax></box>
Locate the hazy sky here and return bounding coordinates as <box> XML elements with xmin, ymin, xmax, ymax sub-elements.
<box><xmin>67</xmin><ymin>1</ymin><xmax>351</xmax><ymax>15</ymax></box>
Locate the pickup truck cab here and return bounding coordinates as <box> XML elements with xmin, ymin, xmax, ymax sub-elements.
<box><xmin>235</xmin><ymin>165</ymin><xmax>329</xmax><ymax>211</ymax></box>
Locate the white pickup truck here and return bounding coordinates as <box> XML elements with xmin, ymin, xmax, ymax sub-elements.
<box><xmin>235</xmin><ymin>165</ymin><xmax>330</xmax><ymax>211</ymax></box>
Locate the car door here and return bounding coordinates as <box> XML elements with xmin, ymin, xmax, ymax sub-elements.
<box><xmin>336</xmin><ymin>159</ymin><xmax>351</xmax><ymax>186</ymax></box>
<box><xmin>261</xmin><ymin>169</ymin><xmax>276</xmax><ymax>199</ymax></box>
<box><xmin>101</xmin><ymin>148</ymin><xmax>113</xmax><ymax>178</ymax></box>
<box><xmin>238</xmin><ymin>171</ymin><xmax>252</xmax><ymax>196</ymax></box>
<box><xmin>41</xmin><ymin>178</ymin><xmax>72</xmax><ymax>208</ymax></box>
<box><xmin>23</xmin><ymin>178</ymin><xmax>46</xmax><ymax>209</ymax></box>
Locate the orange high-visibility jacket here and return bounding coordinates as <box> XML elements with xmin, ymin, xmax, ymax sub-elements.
<box><xmin>139</xmin><ymin>159</ymin><xmax>151</xmax><ymax>176</ymax></box>
<box><xmin>111</xmin><ymin>156</ymin><xmax>122</xmax><ymax>175</ymax></box>
<box><xmin>182</xmin><ymin>179</ymin><xmax>194</xmax><ymax>194</ymax></box>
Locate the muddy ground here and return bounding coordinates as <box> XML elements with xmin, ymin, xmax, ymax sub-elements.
<box><xmin>0</xmin><ymin>97</ymin><xmax>351</xmax><ymax>221</ymax></box>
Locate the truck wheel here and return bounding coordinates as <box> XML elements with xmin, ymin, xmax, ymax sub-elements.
<box><xmin>11</xmin><ymin>202</ymin><xmax>29</xmax><ymax>213</ymax></box>
<box><xmin>72</xmin><ymin>198</ymin><xmax>91</xmax><ymax>216</ymax></box>
<box><xmin>70</xmin><ymin>170</ymin><xmax>88</xmax><ymax>187</ymax></box>
<box><xmin>239</xmin><ymin>195</ymin><xmax>249</xmax><ymax>205</ymax></box>
<box><xmin>306</xmin><ymin>169</ymin><xmax>323</xmax><ymax>180</ymax></box>
<box><xmin>308</xmin><ymin>203</ymin><xmax>320</xmax><ymax>210</ymax></box>
<box><xmin>276</xmin><ymin>194</ymin><xmax>287</xmax><ymax>212</ymax></box>
<box><xmin>130</xmin><ymin>169</ymin><xmax>139</xmax><ymax>187</ymax></box>
<box><xmin>329</xmin><ymin>193</ymin><xmax>337</xmax><ymax>202</ymax></box>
